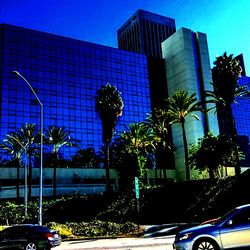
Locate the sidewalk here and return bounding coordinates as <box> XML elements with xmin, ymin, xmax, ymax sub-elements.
<box><xmin>57</xmin><ymin>223</ymin><xmax>196</xmax><ymax>250</ymax></box>
<box><xmin>58</xmin><ymin>236</ymin><xmax>175</xmax><ymax>249</ymax></box>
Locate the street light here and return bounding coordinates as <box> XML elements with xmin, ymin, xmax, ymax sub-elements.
<box><xmin>5</xmin><ymin>135</ymin><xmax>28</xmax><ymax>216</ymax></box>
<box><xmin>12</xmin><ymin>71</ymin><xmax>43</xmax><ymax>225</ymax></box>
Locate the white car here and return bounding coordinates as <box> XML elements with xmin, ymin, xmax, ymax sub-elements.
<box><xmin>174</xmin><ymin>204</ymin><xmax>250</xmax><ymax>250</ymax></box>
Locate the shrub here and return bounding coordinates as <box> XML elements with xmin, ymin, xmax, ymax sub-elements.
<box><xmin>0</xmin><ymin>226</ymin><xmax>7</xmax><ymax>231</ymax></box>
<box><xmin>66</xmin><ymin>220</ymin><xmax>139</xmax><ymax>238</ymax></box>
<box><xmin>43</xmin><ymin>194</ymin><xmax>112</xmax><ymax>223</ymax></box>
<box><xmin>46</xmin><ymin>222</ymin><xmax>73</xmax><ymax>238</ymax></box>
<box><xmin>96</xmin><ymin>188</ymin><xmax>138</xmax><ymax>223</ymax></box>
<box><xmin>0</xmin><ymin>201</ymin><xmax>25</xmax><ymax>224</ymax></box>
<box><xmin>186</xmin><ymin>170</ymin><xmax>250</xmax><ymax>221</ymax></box>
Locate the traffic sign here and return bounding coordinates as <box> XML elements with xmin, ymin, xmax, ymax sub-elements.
<box><xmin>135</xmin><ymin>177</ymin><xmax>139</xmax><ymax>198</ymax></box>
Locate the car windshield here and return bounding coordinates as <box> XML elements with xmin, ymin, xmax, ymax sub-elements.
<box><xmin>215</xmin><ymin>208</ymin><xmax>237</xmax><ymax>225</ymax></box>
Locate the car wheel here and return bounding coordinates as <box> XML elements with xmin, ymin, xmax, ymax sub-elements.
<box><xmin>194</xmin><ymin>239</ymin><xmax>218</xmax><ymax>250</ymax></box>
<box><xmin>24</xmin><ymin>242</ymin><xmax>37</xmax><ymax>250</ymax></box>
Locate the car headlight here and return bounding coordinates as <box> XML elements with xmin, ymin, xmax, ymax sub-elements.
<box><xmin>178</xmin><ymin>233</ymin><xmax>193</xmax><ymax>241</ymax></box>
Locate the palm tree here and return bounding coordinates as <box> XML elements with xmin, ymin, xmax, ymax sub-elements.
<box><xmin>166</xmin><ymin>90</ymin><xmax>201</xmax><ymax>181</ymax></box>
<box><xmin>0</xmin><ymin>132</ymin><xmax>24</xmax><ymax>199</ymax></box>
<box><xmin>212</xmin><ymin>52</ymin><xmax>242</xmax><ymax>105</ymax></box>
<box><xmin>71</xmin><ymin>147</ymin><xmax>100</xmax><ymax>168</ymax></box>
<box><xmin>145</xmin><ymin>108</ymin><xmax>174</xmax><ymax>174</ymax></box>
<box><xmin>95</xmin><ymin>83</ymin><xmax>124</xmax><ymax>192</ymax></box>
<box><xmin>120</xmin><ymin>123</ymin><xmax>155</xmax><ymax>178</ymax></box>
<box><xmin>211</xmin><ymin>52</ymin><xmax>247</xmax><ymax>175</ymax></box>
<box><xmin>18</xmin><ymin>123</ymin><xmax>40</xmax><ymax>199</ymax></box>
<box><xmin>145</xmin><ymin>108</ymin><xmax>171</xmax><ymax>145</ymax></box>
<box><xmin>44</xmin><ymin>126</ymin><xmax>74</xmax><ymax>197</ymax></box>
<box><xmin>44</xmin><ymin>126</ymin><xmax>77</xmax><ymax>197</ymax></box>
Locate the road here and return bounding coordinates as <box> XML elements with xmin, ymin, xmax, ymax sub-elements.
<box><xmin>55</xmin><ymin>236</ymin><xmax>175</xmax><ymax>250</ymax></box>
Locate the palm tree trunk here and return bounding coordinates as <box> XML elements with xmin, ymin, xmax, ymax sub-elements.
<box><xmin>155</xmin><ymin>168</ymin><xmax>157</xmax><ymax>183</ymax></box>
<box><xmin>53</xmin><ymin>153</ymin><xmax>57</xmax><ymax>197</ymax></box>
<box><xmin>163</xmin><ymin>169</ymin><xmax>167</xmax><ymax>180</ymax></box>
<box><xmin>16</xmin><ymin>160</ymin><xmax>20</xmax><ymax>199</ymax></box>
<box><xmin>53</xmin><ymin>165</ymin><xmax>57</xmax><ymax>197</ymax></box>
<box><xmin>208</xmin><ymin>168</ymin><xmax>215</xmax><ymax>179</ymax></box>
<box><xmin>105</xmin><ymin>143</ymin><xmax>111</xmax><ymax>193</ymax></box>
<box><xmin>231</xmin><ymin>111</ymin><xmax>241</xmax><ymax>176</ymax></box>
<box><xmin>181</xmin><ymin>122</ymin><xmax>190</xmax><ymax>181</ymax></box>
<box><xmin>156</xmin><ymin>147</ymin><xmax>168</xmax><ymax>180</ymax></box>
<box><xmin>225</xmin><ymin>104</ymin><xmax>241</xmax><ymax>175</ymax></box>
<box><xmin>28</xmin><ymin>152</ymin><xmax>32</xmax><ymax>200</ymax></box>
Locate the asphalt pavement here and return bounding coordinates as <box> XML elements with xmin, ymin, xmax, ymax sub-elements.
<box><xmin>142</xmin><ymin>223</ymin><xmax>198</xmax><ymax>238</ymax></box>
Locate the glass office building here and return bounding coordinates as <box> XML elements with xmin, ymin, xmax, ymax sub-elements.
<box><xmin>232</xmin><ymin>76</ymin><xmax>250</xmax><ymax>166</ymax></box>
<box><xmin>0</xmin><ymin>24</ymin><xmax>151</xmax><ymax>158</ymax></box>
<box><xmin>233</xmin><ymin>77</ymin><xmax>250</xmax><ymax>136</ymax></box>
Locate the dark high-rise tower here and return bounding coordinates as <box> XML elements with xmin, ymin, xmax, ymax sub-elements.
<box><xmin>118</xmin><ymin>9</ymin><xmax>176</xmax><ymax>58</ymax></box>
<box><xmin>235</xmin><ymin>54</ymin><xmax>246</xmax><ymax>76</ymax></box>
<box><xmin>118</xmin><ymin>10</ymin><xmax>176</xmax><ymax>109</ymax></box>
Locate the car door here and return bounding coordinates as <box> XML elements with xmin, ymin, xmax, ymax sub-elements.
<box><xmin>0</xmin><ymin>229</ymin><xmax>12</xmax><ymax>249</ymax></box>
<box><xmin>219</xmin><ymin>208</ymin><xmax>250</xmax><ymax>249</ymax></box>
<box><xmin>8</xmin><ymin>227</ymin><xmax>28</xmax><ymax>249</ymax></box>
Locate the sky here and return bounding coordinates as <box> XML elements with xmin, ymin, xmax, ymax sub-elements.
<box><xmin>1</xmin><ymin>0</ymin><xmax>250</xmax><ymax>74</ymax></box>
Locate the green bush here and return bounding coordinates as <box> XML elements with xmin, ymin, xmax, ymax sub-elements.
<box><xmin>46</xmin><ymin>222</ymin><xmax>73</xmax><ymax>238</ymax></box>
<box><xmin>0</xmin><ymin>199</ymin><xmax>55</xmax><ymax>225</ymax></box>
<box><xmin>0</xmin><ymin>201</ymin><xmax>25</xmax><ymax>224</ymax></box>
<box><xmin>0</xmin><ymin>226</ymin><xmax>7</xmax><ymax>231</ymax></box>
<box><xmin>66</xmin><ymin>220</ymin><xmax>138</xmax><ymax>237</ymax></box>
<box><xmin>96</xmin><ymin>188</ymin><xmax>139</xmax><ymax>223</ymax></box>
<box><xmin>43</xmin><ymin>194</ymin><xmax>112</xmax><ymax>223</ymax></box>
<box><xmin>186</xmin><ymin>170</ymin><xmax>250</xmax><ymax>221</ymax></box>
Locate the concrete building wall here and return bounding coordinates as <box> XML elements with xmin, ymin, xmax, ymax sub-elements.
<box><xmin>0</xmin><ymin>168</ymin><xmax>176</xmax><ymax>198</ymax></box>
<box><xmin>195</xmin><ymin>32</ymin><xmax>219</xmax><ymax>135</ymax></box>
<box><xmin>162</xmin><ymin>28</ymin><xmax>219</xmax><ymax>181</ymax></box>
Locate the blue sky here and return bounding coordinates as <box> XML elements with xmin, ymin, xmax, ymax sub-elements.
<box><xmin>1</xmin><ymin>0</ymin><xmax>250</xmax><ymax>74</ymax></box>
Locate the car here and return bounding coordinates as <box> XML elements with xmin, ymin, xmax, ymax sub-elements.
<box><xmin>0</xmin><ymin>224</ymin><xmax>61</xmax><ymax>250</ymax></box>
<box><xmin>173</xmin><ymin>204</ymin><xmax>250</xmax><ymax>250</ymax></box>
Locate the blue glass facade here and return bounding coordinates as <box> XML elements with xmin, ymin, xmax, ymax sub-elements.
<box><xmin>233</xmin><ymin>76</ymin><xmax>250</xmax><ymax>166</ymax></box>
<box><xmin>233</xmin><ymin>76</ymin><xmax>250</xmax><ymax>137</ymax></box>
<box><xmin>0</xmin><ymin>24</ymin><xmax>151</xmax><ymax>158</ymax></box>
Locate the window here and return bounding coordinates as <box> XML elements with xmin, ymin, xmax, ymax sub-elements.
<box><xmin>232</xmin><ymin>209</ymin><xmax>250</xmax><ymax>225</ymax></box>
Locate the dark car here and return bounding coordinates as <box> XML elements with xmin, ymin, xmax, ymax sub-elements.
<box><xmin>174</xmin><ymin>204</ymin><xmax>250</xmax><ymax>250</ymax></box>
<box><xmin>0</xmin><ymin>224</ymin><xmax>61</xmax><ymax>250</ymax></box>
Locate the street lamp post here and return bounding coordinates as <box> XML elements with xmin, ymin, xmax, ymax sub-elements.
<box><xmin>12</xmin><ymin>71</ymin><xmax>43</xmax><ymax>225</ymax></box>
